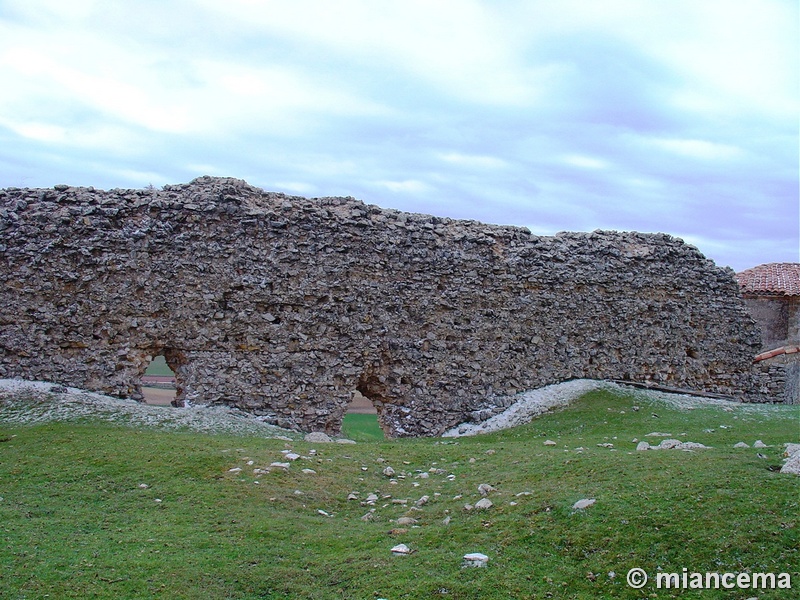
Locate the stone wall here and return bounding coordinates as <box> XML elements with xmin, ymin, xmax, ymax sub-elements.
<box><xmin>0</xmin><ymin>177</ymin><xmax>770</xmax><ymax>436</ymax></box>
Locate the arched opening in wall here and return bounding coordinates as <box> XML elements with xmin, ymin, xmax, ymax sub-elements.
<box><xmin>341</xmin><ymin>389</ymin><xmax>385</xmax><ymax>441</ymax></box>
<box><xmin>140</xmin><ymin>354</ymin><xmax>177</xmax><ymax>406</ymax></box>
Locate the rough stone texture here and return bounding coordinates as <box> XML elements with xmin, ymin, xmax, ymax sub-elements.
<box><xmin>0</xmin><ymin>177</ymin><xmax>772</xmax><ymax>436</ymax></box>
<box><xmin>753</xmin><ymin>358</ymin><xmax>799</xmax><ymax>405</ymax></box>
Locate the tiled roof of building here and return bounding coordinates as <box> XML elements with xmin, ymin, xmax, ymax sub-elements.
<box><xmin>736</xmin><ymin>262</ymin><xmax>800</xmax><ymax>297</ymax></box>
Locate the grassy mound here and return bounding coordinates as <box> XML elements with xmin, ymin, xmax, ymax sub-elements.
<box><xmin>0</xmin><ymin>389</ymin><xmax>797</xmax><ymax>599</ymax></box>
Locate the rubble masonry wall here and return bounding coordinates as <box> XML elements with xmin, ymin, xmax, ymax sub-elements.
<box><xmin>0</xmin><ymin>177</ymin><xmax>771</xmax><ymax>436</ymax></box>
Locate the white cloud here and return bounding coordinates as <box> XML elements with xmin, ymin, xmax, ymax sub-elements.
<box><xmin>648</xmin><ymin>138</ymin><xmax>745</xmax><ymax>161</ymax></box>
<box><xmin>193</xmin><ymin>0</ymin><xmax>545</xmax><ymax>106</ymax></box>
<box><xmin>437</xmin><ymin>152</ymin><xmax>509</xmax><ymax>169</ymax></box>
<box><xmin>560</xmin><ymin>154</ymin><xmax>609</xmax><ymax>170</ymax></box>
<box><xmin>375</xmin><ymin>179</ymin><xmax>431</xmax><ymax>194</ymax></box>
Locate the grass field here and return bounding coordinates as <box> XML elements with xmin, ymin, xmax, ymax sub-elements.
<box><xmin>143</xmin><ymin>355</ymin><xmax>174</xmax><ymax>377</ymax></box>
<box><xmin>0</xmin><ymin>389</ymin><xmax>797</xmax><ymax>599</ymax></box>
<box><xmin>341</xmin><ymin>412</ymin><xmax>385</xmax><ymax>441</ymax></box>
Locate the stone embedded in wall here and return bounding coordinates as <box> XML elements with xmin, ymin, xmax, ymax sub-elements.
<box><xmin>0</xmin><ymin>176</ymin><xmax>770</xmax><ymax>436</ymax></box>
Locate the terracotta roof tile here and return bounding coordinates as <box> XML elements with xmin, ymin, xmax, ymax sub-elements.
<box><xmin>736</xmin><ymin>262</ymin><xmax>800</xmax><ymax>296</ymax></box>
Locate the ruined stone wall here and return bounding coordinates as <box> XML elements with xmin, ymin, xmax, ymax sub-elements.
<box><xmin>0</xmin><ymin>177</ymin><xmax>768</xmax><ymax>436</ymax></box>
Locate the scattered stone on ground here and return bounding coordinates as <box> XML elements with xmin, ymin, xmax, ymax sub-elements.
<box><xmin>304</xmin><ymin>432</ymin><xmax>333</xmax><ymax>443</ymax></box>
<box><xmin>734</xmin><ymin>442</ymin><xmax>749</xmax><ymax>448</ymax></box>
<box><xmin>383</xmin><ymin>466</ymin><xmax>396</xmax><ymax>477</ymax></box>
<box><xmin>780</xmin><ymin>450</ymin><xmax>800</xmax><ymax>476</ymax></box>
<box><xmin>636</xmin><ymin>439</ymin><xmax>709</xmax><ymax>451</ymax></box>
<box><xmin>543</xmin><ymin>440</ymin><xmax>557</xmax><ymax>446</ymax></box>
<box><xmin>463</xmin><ymin>553</ymin><xmax>489</xmax><ymax>567</ymax></box>
<box><xmin>474</xmin><ymin>498</ymin><xmax>493</xmax><ymax>510</ymax></box>
<box><xmin>753</xmin><ymin>440</ymin><xmax>768</xmax><ymax>448</ymax></box>
<box><xmin>784</xmin><ymin>443</ymin><xmax>800</xmax><ymax>457</ymax></box>
<box><xmin>477</xmin><ymin>483</ymin><xmax>495</xmax><ymax>496</ymax></box>
<box><xmin>573</xmin><ymin>498</ymin><xmax>596</xmax><ymax>510</ymax></box>
<box><xmin>391</xmin><ymin>544</ymin><xmax>412</xmax><ymax>555</ymax></box>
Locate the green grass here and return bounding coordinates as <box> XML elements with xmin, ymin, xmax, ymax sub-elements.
<box><xmin>0</xmin><ymin>389</ymin><xmax>797</xmax><ymax>599</ymax></box>
<box><xmin>341</xmin><ymin>412</ymin><xmax>385</xmax><ymax>441</ymax></box>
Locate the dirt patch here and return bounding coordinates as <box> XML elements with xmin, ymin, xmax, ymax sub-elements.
<box><xmin>142</xmin><ymin>386</ymin><xmax>176</xmax><ymax>406</ymax></box>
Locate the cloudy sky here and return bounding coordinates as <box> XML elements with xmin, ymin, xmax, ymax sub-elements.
<box><xmin>1</xmin><ymin>0</ymin><xmax>797</xmax><ymax>271</ymax></box>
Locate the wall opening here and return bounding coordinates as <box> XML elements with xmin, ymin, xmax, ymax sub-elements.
<box><xmin>341</xmin><ymin>389</ymin><xmax>385</xmax><ymax>441</ymax></box>
<box><xmin>140</xmin><ymin>354</ymin><xmax>177</xmax><ymax>406</ymax></box>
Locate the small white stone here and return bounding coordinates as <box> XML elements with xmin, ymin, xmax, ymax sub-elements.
<box><xmin>396</xmin><ymin>517</ymin><xmax>418</xmax><ymax>526</ymax></box>
<box><xmin>415</xmin><ymin>495</ymin><xmax>430</xmax><ymax>507</ymax></box>
<box><xmin>301</xmin><ymin>468</ymin><xmax>317</xmax><ymax>475</ymax></box>
<box><xmin>572</xmin><ymin>498</ymin><xmax>596</xmax><ymax>510</ymax></box>
<box><xmin>753</xmin><ymin>440</ymin><xmax>768</xmax><ymax>448</ymax></box>
<box><xmin>780</xmin><ymin>452</ymin><xmax>800</xmax><ymax>475</ymax></box>
<box><xmin>317</xmin><ymin>509</ymin><xmax>331</xmax><ymax>517</ymax></box>
<box><xmin>391</xmin><ymin>543</ymin><xmax>411</xmax><ymax>555</ymax></box>
<box><xmin>543</xmin><ymin>440</ymin><xmax>557</xmax><ymax>446</ymax></box>
<box><xmin>270</xmin><ymin>462</ymin><xmax>291</xmax><ymax>469</ymax></box>
<box><xmin>657</xmin><ymin>439</ymin><xmax>682</xmax><ymax>450</ymax></box>
<box><xmin>383</xmin><ymin>466</ymin><xmax>396</xmax><ymax>477</ymax></box>
<box><xmin>679</xmin><ymin>442</ymin><xmax>709</xmax><ymax>450</ymax></box>
<box><xmin>474</xmin><ymin>498</ymin><xmax>493</xmax><ymax>510</ymax></box>
<box><xmin>285</xmin><ymin>452</ymin><xmax>301</xmax><ymax>461</ymax></box>
<box><xmin>304</xmin><ymin>432</ymin><xmax>332</xmax><ymax>443</ymax></box>
<box><xmin>477</xmin><ymin>483</ymin><xmax>495</xmax><ymax>496</ymax></box>
<box><xmin>336</xmin><ymin>438</ymin><xmax>357</xmax><ymax>444</ymax></box>
<box><xmin>138</xmin><ymin>483</ymin><xmax>149</xmax><ymax>489</ymax></box>
<box><xmin>734</xmin><ymin>442</ymin><xmax>749</xmax><ymax>448</ymax></box>
<box><xmin>636</xmin><ymin>441</ymin><xmax>650</xmax><ymax>451</ymax></box>
<box><xmin>463</xmin><ymin>552</ymin><xmax>489</xmax><ymax>567</ymax></box>
<box><xmin>783</xmin><ymin>443</ymin><xmax>800</xmax><ymax>457</ymax></box>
